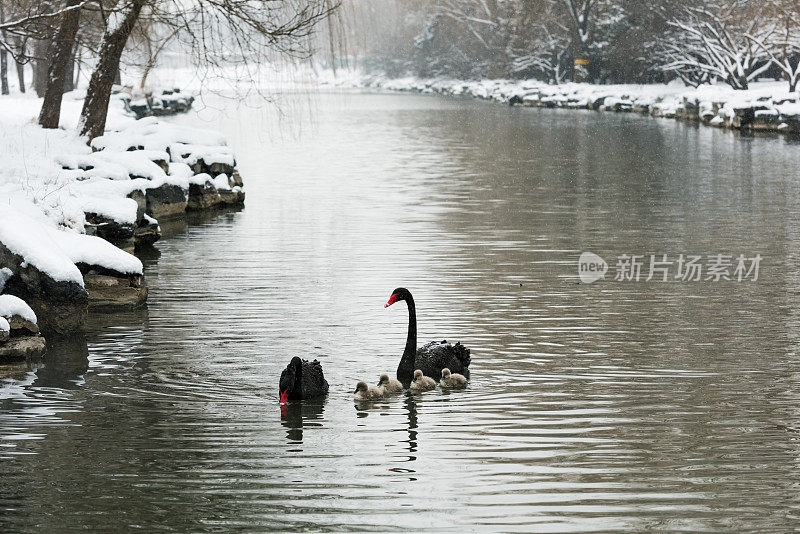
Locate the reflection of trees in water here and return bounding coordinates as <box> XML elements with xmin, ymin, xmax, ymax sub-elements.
<box><xmin>32</xmin><ymin>334</ymin><xmax>90</xmax><ymax>389</ymax></box>
<box><xmin>281</xmin><ymin>398</ymin><xmax>326</xmax><ymax>442</ymax></box>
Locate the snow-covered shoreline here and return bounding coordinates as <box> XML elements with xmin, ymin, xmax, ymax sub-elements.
<box><xmin>0</xmin><ymin>88</ymin><xmax>245</xmax><ymax>343</ymax></box>
<box><xmin>350</xmin><ymin>75</ymin><xmax>800</xmax><ymax>134</ymax></box>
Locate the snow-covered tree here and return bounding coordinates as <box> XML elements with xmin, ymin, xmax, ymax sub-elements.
<box><xmin>750</xmin><ymin>0</ymin><xmax>800</xmax><ymax>91</ymax></box>
<box><xmin>558</xmin><ymin>0</ymin><xmax>601</xmax><ymax>80</ymax></box>
<box><xmin>658</xmin><ymin>2</ymin><xmax>772</xmax><ymax>90</ymax></box>
<box><xmin>510</xmin><ymin>0</ymin><xmax>570</xmax><ymax>83</ymax></box>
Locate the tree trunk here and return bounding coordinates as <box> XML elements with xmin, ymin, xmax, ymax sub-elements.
<box><xmin>0</xmin><ymin>1</ymin><xmax>7</xmax><ymax>94</ymax></box>
<box><xmin>140</xmin><ymin>59</ymin><xmax>154</xmax><ymax>91</ymax></box>
<box><xmin>572</xmin><ymin>37</ymin><xmax>588</xmax><ymax>83</ymax></box>
<box><xmin>15</xmin><ymin>59</ymin><xmax>24</xmax><ymax>93</ymax></box>
<box><xmin>14</xmin><ymin>39</ymin><xmax>25</xmax><ymax>93</ymax></box>
<box><xmin>33</xmin><ymin>40</ymin><xmax>52</xmax><ymax>97</ymax></box>
<box><xmin>79</xmin><ymin>0</ymin><xmax>146</xmax><ymax>140</ymax></box>
<box><xmin>39</xmin><ymin>0</ymin><xmax>82</xmax><ymax>128</ymax></box>
<box><xmin>64</xmin><ymin>41</ymin><xmax>78</xmax><ymax>93</ymax></box>
<box><xmin>0</xmin><ymin>49</ymin><xmax>8</xmax><ymax>95</ymax></box>
<box><xmin>73</xmin><ymin>44</ymin><xmax>81</xmax><ymax>89</ymax></box>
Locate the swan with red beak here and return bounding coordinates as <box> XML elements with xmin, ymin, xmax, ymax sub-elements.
<box><xmin>279</xmin><ymin>356</ymin><xmax>329</xmax><ymax>405</ymax></box>
<box><xmin>384</xmin><ymin>287</ymin><xmax>471</xmax><ymax>385</ymax></box>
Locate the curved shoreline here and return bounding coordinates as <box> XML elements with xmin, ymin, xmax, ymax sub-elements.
<box><xmin>359</xmin><ymin>76</ymin><xmax>800</xmax><ymax>135</ymax></box>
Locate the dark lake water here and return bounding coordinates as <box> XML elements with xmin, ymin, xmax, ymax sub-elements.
<box><xmin>3</xmin><ymin>90</ymin><xmax>800</xmax><ymax>531</ymax></box>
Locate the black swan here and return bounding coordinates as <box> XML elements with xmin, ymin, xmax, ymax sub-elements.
<box><xmin>384</xmin><ymin>287</ymin><xmax>471</xmax><ymax>384</ymax></box>
<box><xmin>377</xmin><ymin>374</ymin><xmax>403</xmax><ymax>394</ymax></box>
<box><xmin>354</xmin><ymin>381</ymin><xmax>384</xmax><ymax>400</ymax></box>
<box><xmin>279</xmin><ymin>356</ymin><xmax>329</xmax><ymax>404</ymax></box>
<box><xmin>409</xmin><ymin>369</ymin><xmax>437</xmax><ymax>392</ymax></box>
<box><xmin>440</xmin><ymin>368</ymin><xmax>467</xmax><ymax>388</ymax></box>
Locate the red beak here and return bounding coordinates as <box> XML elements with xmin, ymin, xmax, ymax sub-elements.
<box><xmin>384</xmin><ymin>293</ymin><xmax>398</xmax><ymax>308</ymax></box>
<box><xmin>279</xmin><ymin>390</ymin><xmax>289</xmax><ymax>405</ymax></box>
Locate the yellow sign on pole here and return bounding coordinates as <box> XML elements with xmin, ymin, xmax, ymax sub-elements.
<box><xmin>574</xmin><ymin>58</ymin><xmax>590</xmax><ymax>66</ymax></box>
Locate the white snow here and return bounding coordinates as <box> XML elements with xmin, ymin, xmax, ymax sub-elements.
<box><xmin>0</xmin><ymin>209</ymin><xmax>84</xmax><ymax>285</ymax></box>
<box><xmin>0</xmin><ymin>295</ymin><xmax>37</xmax><ymax>324</ymax></box>
<box><xmin>189</xmin><ymin>172</ymin><xmax>212</xmax><ymax>186</ymax></box>
<box><xmin>0</xmin><ymin>317</ymin><xmax>9</xmax><ymax>334</ymax></box>
<box><xmin>49</xmin><ymin>229</ymin><xmax>143</xmax><ymax>276</ymax></box>
<box><xmin>212</xmin><ymin>174</ymin><xmax>232</xmax><ymax>191</ymax></box>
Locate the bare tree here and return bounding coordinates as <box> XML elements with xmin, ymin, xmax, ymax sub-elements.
<box><xmin>79</xmin><ymin>0</ymin><xmax>337</xmax><ymax>140</ymax></box>
<box><xmin>0</xmin><ymin>0</ymin><xmax>79</xmax><ymax>96</ymax></box>
<box><xmin>78</xmin><ymin>0</ymin><xmax>148</xmax><ymax>139</ymax></box>
<box><xmin>130</xmin><ymin>13</ymin><xmax>179</xmax><ymax>91</ymax></box>
<box><xmin>38</xmin><ymin>0</ymin><xmax>84</xmax><ymax>127</ymax></box>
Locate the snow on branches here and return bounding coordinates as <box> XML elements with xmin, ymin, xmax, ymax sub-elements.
<box><xmin>659</xmin><ymin>3</ymin><xmax>773</xmax><ymax>90</ymax></box>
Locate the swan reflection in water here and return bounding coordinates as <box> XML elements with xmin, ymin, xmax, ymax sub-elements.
<box><xmin>402</xmin><ymin>393</ymin><xmax>418</xmax><ymax>461</ymax></box>
<box><xmin>280</xmin><ymin>397</ymin><xmax>326</xmax><ymax>443</ymax></box>
<box><xmin>352</xmin><ymin>391</ymin><xmax>420</xmax><ymax>476</ymax></box>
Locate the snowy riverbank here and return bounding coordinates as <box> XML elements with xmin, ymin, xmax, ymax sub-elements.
<box><xmin>0</xmin><ymin>89</ymin><xmax>245</xmax><ymax>346</ymax></box>
<box><xmin>348</xmin><ymin>75</ymin><xmax>800</xmax><ymax>134</ymax></box>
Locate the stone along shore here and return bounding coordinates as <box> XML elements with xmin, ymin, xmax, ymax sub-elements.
<box><xmin>0</xmin><ymin>97</ymin><xmax>245</xmax><ymax>362</ymax></box>
<box><xmin>362</xmin><ymin>76</ymin><xmax>800</xmax><ymax>135</ymax></box>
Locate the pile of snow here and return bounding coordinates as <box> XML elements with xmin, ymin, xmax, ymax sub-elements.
<box><xmin>0</xmin><ymin>209</ymin><xmax>84</xmax><ymax>285</ymax></box>
<box><xmin>92</xmin><ymin>117</ymin><xmax>234</xmax><ymax>169</ymax></box>
<box><xmin>0</xmin><ymin>295</ymin><xmax>37</xmax><ymax>324</ymax></box>
<box><xmin>49</xmin><ymin>228</ymin><xmax>143</xmax><ymax>276</ymax></box>
<box><xmin>0</xmin><ymin>317</ymin><xmax>8</xmax><ymax>334</ymax></box>
<box><xmin>212</xmin><ymin>174</ymin><xmax>232</xmax><ymax>191</ymax></box>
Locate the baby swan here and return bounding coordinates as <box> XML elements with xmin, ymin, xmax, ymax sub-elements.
<box><xmin>377</xmin><ymin>374</ymin><xmax>403</xmax><ymax>395</ymax></box>
<box><xmin>354</xmin><ymin>381</ymin><xmax>383</xmax><ymax>401</ymax></box>
<box><xmin>409</xmin><ymin>369</ymin><xmax>437</xmax><ymax>392</ymax></box>
<box><xmin>440</xmin><ymin>368</ymin><xmax>467</xmax><ymax>388</ymax></box>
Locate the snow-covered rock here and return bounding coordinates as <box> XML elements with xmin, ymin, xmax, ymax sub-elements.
<box><xmin>0</xmin><ymin>208</ymin><xmax>149</xmax><ymax>333</ymax></box>
<box><xmin>0</xmin><ymin>210</ymin><xmax>84</xmax><ymax>286</ymax></box>
<box><xmin>0</xmin><ymin>294</ymin><xmax>39</xmax><ymax>337</ymax></box>
<box><xmin>0</xmin><ymin>85</ymin><xmax>245</xmax><ymax>333</ymax></box>
<box><xmin>120</xmin><ymin>89</ymin><xmax>195</xmax><ymax>119</ymax></box>
<box><xmin>0</xmin><ymin>294</ymin><xmax>37</xmax><ymax>324</ymax></box>
<box><xmin>357</xmin><ymin>74</ymin><xmax>800</xmax><ymax>134</ymax></box>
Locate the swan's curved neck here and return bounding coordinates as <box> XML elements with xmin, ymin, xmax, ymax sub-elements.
<box><xmin>397</xmin><ymin>294</ymin><xmax>417</xmax><ymax>383</ymax></box>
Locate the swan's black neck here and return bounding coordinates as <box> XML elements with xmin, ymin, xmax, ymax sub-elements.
<box><xmin>397</xmin><ymin>293</ymin><xmax>417</xmax><ymax>384</ymax></box>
